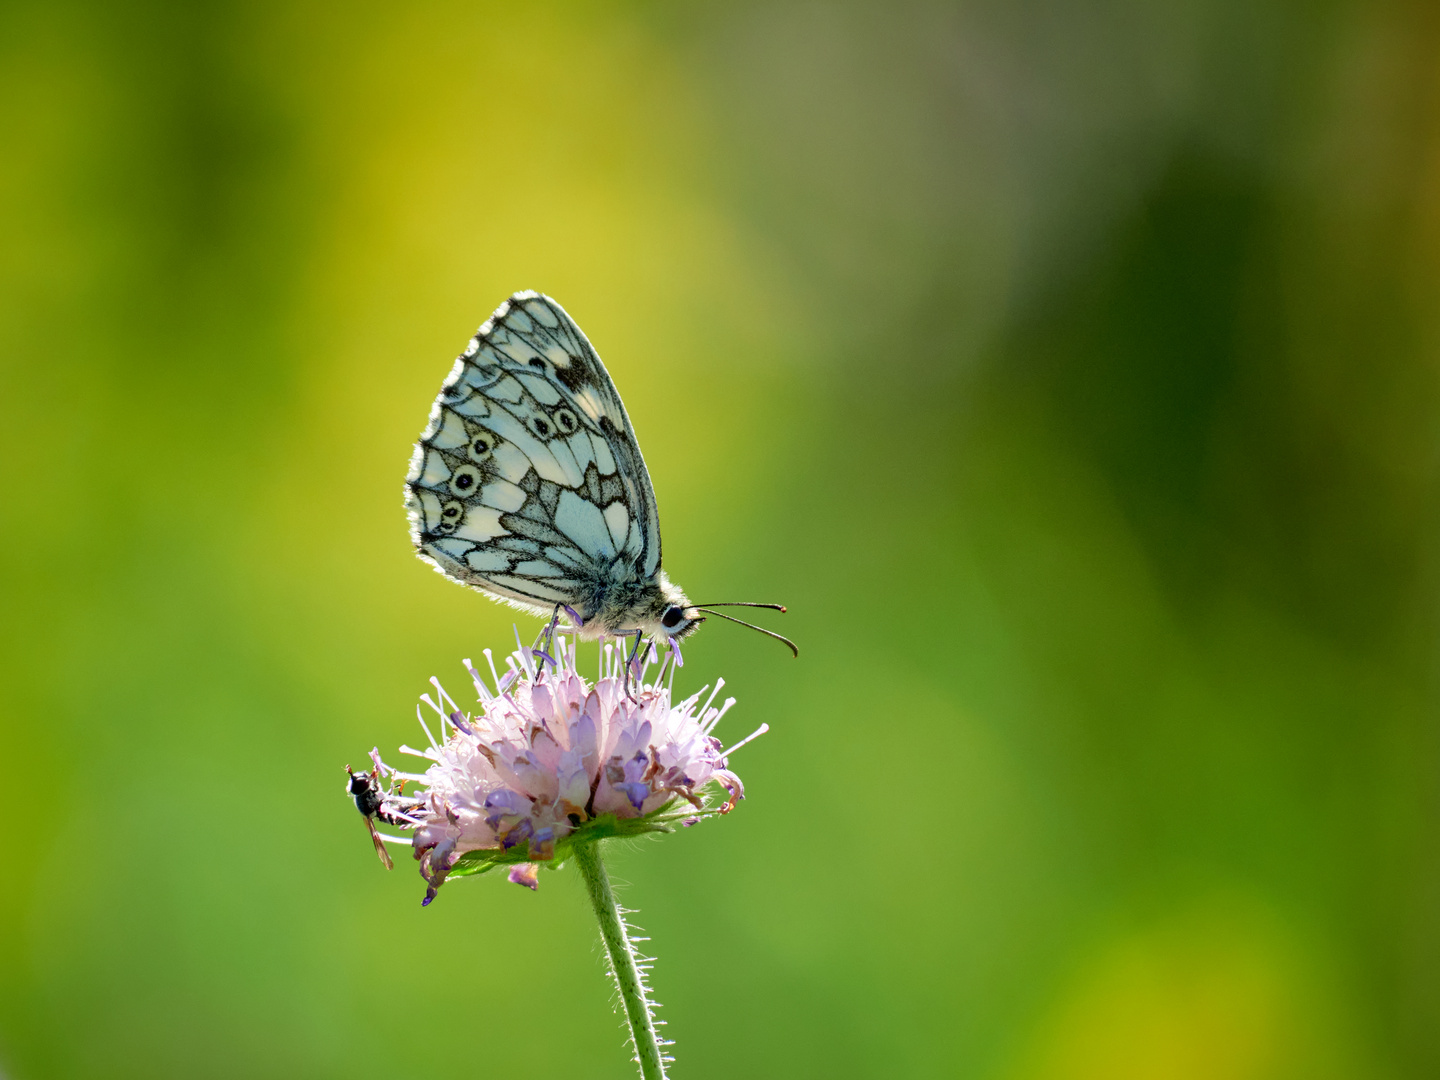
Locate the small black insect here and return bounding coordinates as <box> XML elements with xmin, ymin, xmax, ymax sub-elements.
<box><xmin>345</xmin><ymin>765</ymin><xmax>413</xmax><ymax>871</ymax></box>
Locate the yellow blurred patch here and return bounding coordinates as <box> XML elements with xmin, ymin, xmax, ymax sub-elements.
<box><xmin>1006</xmin><ymin>897</ymin><xmax>1368</xmax><ymax>1080</ymax></box>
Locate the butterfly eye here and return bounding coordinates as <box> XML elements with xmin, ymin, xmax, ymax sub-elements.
<box><xmin>529</xmin><ymin>415</ymin><xmax>554</xmax><ymax>440</ymax></box>
<box><xmin>553</xmin><ymin>408</ymin><xmax>579</xmax><ymax>435</ymax></box>
<box><xmin>467</xmin><ymin>432</ymin><xmax>495</xmax><ymax>462</ymax></box>
<box><xmin>449</xmin><ymin>465</ymin><xmax>482</xmax><ymax>497</ymax></box>
<box><xmin>661</xmin><ymin>606</ymin><xmax>686</xmax><ymax>631</ymax></box>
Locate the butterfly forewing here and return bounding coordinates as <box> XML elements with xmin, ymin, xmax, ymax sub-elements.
<box><xmin>404</xmin><ymin>292</ymin><xmax>663</xmax><ymax>621</ymax></box>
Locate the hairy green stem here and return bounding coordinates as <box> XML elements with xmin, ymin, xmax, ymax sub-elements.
<box><xmin>574</xmin><ymin>841</ymin><xmax>667</xmax><ymax>1080</ymax></box>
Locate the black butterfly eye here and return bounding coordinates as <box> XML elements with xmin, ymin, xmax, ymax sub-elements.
<box><xmin>449</xmin><ymin>465</ymin><xmax>481</xmax><ymax>496</ymax></box>
<box><xmin>438</xmin><ymin>500</ymin><xmax>464</xmax><ymax>531</ymax></box>
<box><xmin>467</xmin><ymin>432</ymin><xmax>495</xmax><ymax>462</ymax></box>
<box><xmin>530</xmin><ymin>415</ymin><xmax>553</xmax><ymax>439</ymax></box>
<box><xmin>553</xmin><ymin>408</ymin><xmax>579</xmax><ymax>434</ymax></box>
<box><xmin>661</xmin><ymin>606</ymin><xmax>686</xmax><ymax>630</ymax></box>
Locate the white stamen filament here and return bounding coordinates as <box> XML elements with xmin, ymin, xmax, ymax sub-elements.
<box><xmin>700</xmin><ymin>678</ymin><xmax>725</xmax><ymax>718</ymax></box>
<box><xmin>720</xmin><ymin>722</ymin><xmax>769</xmax><ymax>758</ymax></box>
<box><xmin>703</xmin><ymin>698</ymin><xmax>736</xmax><ymax>736</ymax></box>
<box><xmin>414</xmin><ymin>705</ymin><xmax>440</xmax><ymax>750</ymax></box>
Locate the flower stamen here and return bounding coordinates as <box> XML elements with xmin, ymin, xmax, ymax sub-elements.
<box><xmin>353</xmin><ymin>632</ymin><xmax>761</xmax><ymax>905</ymax></box>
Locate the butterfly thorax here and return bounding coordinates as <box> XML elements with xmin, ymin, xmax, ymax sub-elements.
<box><xmin>573</xmin><ymin>568</ymin><xmax>692</xmax><ymax>642</ymax></box>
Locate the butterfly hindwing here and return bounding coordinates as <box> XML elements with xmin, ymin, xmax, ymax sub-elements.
<box><xmin>404</xmin><ymin>292</ymin><xmax>662</xmax><ymax>618</ymax></box>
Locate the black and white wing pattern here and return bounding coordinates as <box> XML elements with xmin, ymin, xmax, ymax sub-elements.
<box><xmin>403</xmin><ymin>292</ymin><xmax>666</xmax><ymax>628</ymax></box>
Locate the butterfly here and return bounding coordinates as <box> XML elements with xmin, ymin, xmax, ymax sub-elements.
<box><xmin>403</xmin><ymin>291</ymin><xmax>795</xmax><ymax>658</ymax></box>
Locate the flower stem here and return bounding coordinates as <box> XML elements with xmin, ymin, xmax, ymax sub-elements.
<box><xmin>574</xmin><ymin>840</ymin><xmax>668</xmax><ymax>1080</ymax></box>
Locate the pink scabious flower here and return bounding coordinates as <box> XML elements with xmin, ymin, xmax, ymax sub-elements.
<box><xmin>366</xmin><ymin>634</ymin><xmax>766</xmax><ymax>905</ymax></box>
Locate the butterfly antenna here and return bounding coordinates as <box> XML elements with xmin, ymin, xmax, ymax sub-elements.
<box><xmin>695</xmin><ymin>608</ymin><xmax>799</xmax><ymax>658</ymax></box>
<box><xmin>688</xmin><ymin>602</ymin><xmax>787</xmax><ymax>613</ymax></box>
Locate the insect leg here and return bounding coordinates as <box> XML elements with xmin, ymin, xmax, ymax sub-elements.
<box><xmin>622</xmin><ymin>628</ymin><xmax>645</xmax><ymax>700</ymax></box>
<box><xmin>530</xmin><ymin>604</ymin><xmax>564</xmax><ymax>667</ymax></box>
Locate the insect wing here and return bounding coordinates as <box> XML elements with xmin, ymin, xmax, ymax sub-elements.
<box><xmin>404</xmin><ymin>292</ymin><xmax>662</xmax><ymax>616</ymax></box>
<box><xmin>366</xmin><ymin>817</ymin><xmax>395</xmax><ymax>871</ymax></box>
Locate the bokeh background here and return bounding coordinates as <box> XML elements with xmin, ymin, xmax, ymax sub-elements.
<box><xmin>3</xmin><ymin>1</ymin><xmax>1440</xmax><ymax>1077</ymax></box>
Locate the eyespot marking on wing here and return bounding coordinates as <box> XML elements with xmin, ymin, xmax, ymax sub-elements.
<box><xmin>466</xmin><ymin>430</ymin><xmax>496</xmax><ymax>463</ymax></box>
<box><xmin>436</xmin><ymin>499</ymin><xmax>464</xmax><ymax>534</ymax></box>
<box><xmin>448</xmin><ymin>464</ymin><xmax>482</xmax><ymax>498</ymax></box>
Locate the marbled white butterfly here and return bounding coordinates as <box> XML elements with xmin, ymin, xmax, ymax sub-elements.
<box><xmin>404</xmin><ymin>292</ymin><xmax>794</xmax><ymax>657</ymax></box>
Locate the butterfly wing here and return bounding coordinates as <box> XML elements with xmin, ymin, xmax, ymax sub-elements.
<box><xmin>404</xmin><ymin>292</ymin><xmax>662</xmax><ymax>619</ymax></box>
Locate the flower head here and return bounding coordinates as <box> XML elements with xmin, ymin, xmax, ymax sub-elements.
<box><xmin>362</xmin><ymin>634</ymin><xmax>765</xmax><ymax>904</ymax></box>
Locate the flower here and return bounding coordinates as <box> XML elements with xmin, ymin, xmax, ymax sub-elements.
<box><xmin>362</xmin><ymin>633</ymin><xmax>766</xmax><ymax>905</ymax></box>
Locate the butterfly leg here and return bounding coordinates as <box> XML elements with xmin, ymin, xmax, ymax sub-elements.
<box><xmin>531</xmin><ymin>604</ymin><xmax>564</xmax><ymax>667</ymax></box>
<box><xmin>622</xmin><ymin>628</ymin><xmax>645</xmax><ymax>700</ymax></box>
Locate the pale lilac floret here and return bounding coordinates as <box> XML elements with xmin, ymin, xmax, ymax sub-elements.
<box><xmin>370</xmin><ymin>635</ymin><xmax>762</xmax><ymax>904</ymax></box>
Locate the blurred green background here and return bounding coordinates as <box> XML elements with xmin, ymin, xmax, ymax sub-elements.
<box><xmin>3</xmin><ymin>1</ymin><xmax>1439</xmax><ymax>1077</ymax></box>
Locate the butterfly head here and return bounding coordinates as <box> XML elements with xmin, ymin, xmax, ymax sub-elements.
<box><xmin>632</xmin><ymin>570</ymin><xmax>704</xmax><ymax>643</ymax></box>
<box><xmin>628</xmin><ymin>576</ymin><xmax>798</xmax><ymax>658</ymax></box>
<box><xmin>660</xmin><ymin>599</ymin><xmax>703</xmax><ymax>639</ymax></box>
